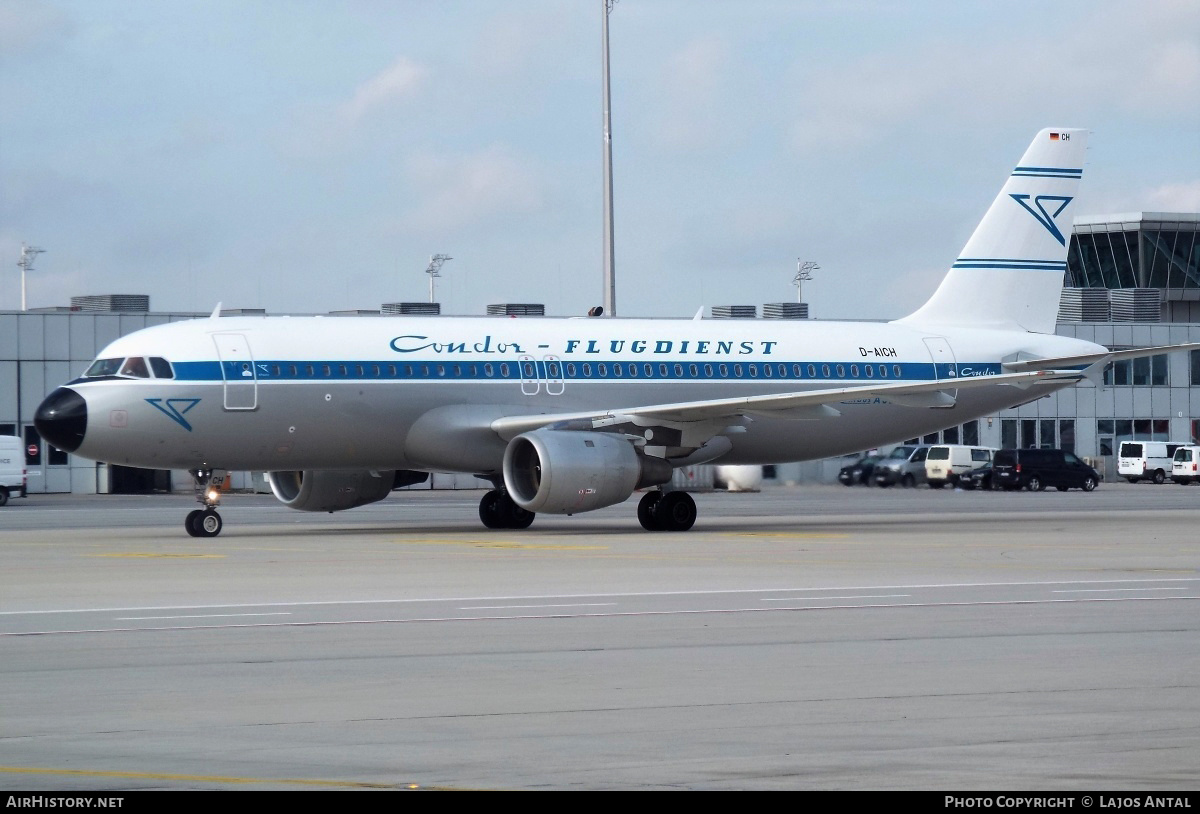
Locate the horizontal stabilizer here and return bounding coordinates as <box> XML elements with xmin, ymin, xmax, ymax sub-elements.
<box><xmin>1002</xmin><ymin>342</ymin><xmax>1200</xmax><ymax>374</ymax></box>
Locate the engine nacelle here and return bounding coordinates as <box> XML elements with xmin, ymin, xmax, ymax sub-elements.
<box><xmin>267</xmin><ymin>469</ymin><xmax>397</xmax><ymax>513</ymax></box>
<box><xmin>502</xmin><ymin>430</ymin><xmax>672</xmax><ymax>514</ymax></box>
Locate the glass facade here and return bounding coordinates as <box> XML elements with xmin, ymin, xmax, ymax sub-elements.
<box><xmin>1068</xmin><ymin>219</ymin><xmax>1200</xmax><ymax>290</ymax></box>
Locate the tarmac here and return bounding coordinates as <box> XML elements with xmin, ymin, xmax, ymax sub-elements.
<box><xmin>1</xmin><ymin>482</ymin><xmax>1197</xmax><ymax>790</ymax></box>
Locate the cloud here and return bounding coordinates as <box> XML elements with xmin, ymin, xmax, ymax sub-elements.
<box><xmin>340</xmin><ymin>55</ymin><xmax>428</xmax><ymax>125</ymax></box>
<box><xmin>786</xmin><ymin>0</ymin><xmax>1200</xmax><ymax>153</ymax></box>
<box><xmin>398</xmin><ymin>146</ymin><xmax>545</xmax><ymax>235</ymax></box>
<box><xmin>0</xmin><ymin>0</ymin><xmax>71</xmax><ymax>60</ymax></box>
<box><xmin>651</xmin><ymin>36</ymin><xmax>742</xmax><ymax>151</ymax></box>
<box><xmin>1145</xmin><ymin>180</ymin><xmax>1200</xmax><ymax>212</ymax></box>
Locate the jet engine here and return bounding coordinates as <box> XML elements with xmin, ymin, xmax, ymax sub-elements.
<box><xmin>502</xmin><ymin>430</ymin><xmax>672</xmax><ymax>514</ymax></box>
<box><xmin>267</xmin><ymin>469</ymin><xmax>412</xmax><ymax>513</ymax></box>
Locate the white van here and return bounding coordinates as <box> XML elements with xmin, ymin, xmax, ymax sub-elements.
<box><xmin>1171</xmin><ymin>445</ymin><xmax>1200</xmax><ymax>484</ymax></box>
<box><xmin>1118</xmin><ymin>441</ymin><xmax>1188</xmax><ymax>484</ymax></box>
<box><xmin>925</xmin><ymin>445</ymin><xmax>996</xmax><ymax>489</ymax></box>
<box><xmin>0</xmin><ymin>435</ymin><xmax>27</xmax><ymax>507</ymax></box>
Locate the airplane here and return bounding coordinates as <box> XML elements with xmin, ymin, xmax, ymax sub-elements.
<box><xmin>33</xmin><ymin>127</ymin><xmax>1199</xmax><ymax>537</ymax></box>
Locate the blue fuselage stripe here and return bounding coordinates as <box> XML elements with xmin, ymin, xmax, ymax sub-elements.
<box><xmin>140</xmin><ymin>359</ymin><xmax>1007</xmax><ymax>385</ymax></box>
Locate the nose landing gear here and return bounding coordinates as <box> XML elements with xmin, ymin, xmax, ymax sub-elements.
<box><xmin>185</xmin><ymin>468</ymin><xmax>227</xmax><ymax>537</ymax></box>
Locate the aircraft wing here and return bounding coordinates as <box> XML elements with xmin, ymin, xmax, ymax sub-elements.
<box><xmin>1002</xmin><ymin>342</ymin><xmax>1200</xmax><ymax>373</ymax></box>
<box><xmin>490</xmin><ymin>369</ymin><xmax>1079</xmax><ymax>440</ymax></box>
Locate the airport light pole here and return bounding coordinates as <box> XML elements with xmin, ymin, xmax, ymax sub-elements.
<box><xmin>425</xmin><ymin>254</ymin><xmax>452</xmax><ymax>304</ymax></box>
<box><xmin>601</xmin><ymin>0</ymin><xmax>617</xmax><ymax>317</ymax></box>
<box><xmin>794</xmin><ymin>260</ymin><xmax>818</xmax><ymax>304</ymax></box>
<box><xmin>18</xmin><ymin>244</ymin><xmax>45</xmax><ymax>312</ymax></box>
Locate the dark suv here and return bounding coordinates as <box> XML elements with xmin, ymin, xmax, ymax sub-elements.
<box><xmin>992</xmin><ymin>449</ymin><xmax>1100</xmax><ymax>492</ymax></box>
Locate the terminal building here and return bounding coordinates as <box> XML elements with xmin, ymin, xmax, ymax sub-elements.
<box><xmin>3</xmin><ymin>211</ymin><xmax>1199</xmax><ymax>494</ymax></box>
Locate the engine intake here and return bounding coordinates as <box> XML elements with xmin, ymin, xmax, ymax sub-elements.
<box><xmin>268</xmin><ymin>469</ymin><xmax>398</xmax><ymax>512</ymax></box>
<box><xmin>502</xmin><ymin>430</ymin><xmax>672</xmax><ymax>514</ymax></box>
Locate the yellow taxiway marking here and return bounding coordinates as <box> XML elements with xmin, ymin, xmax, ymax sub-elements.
<box><xmin>726</xmin><ymin>532</ymin><xmax>852</xmax><ymax>540</ymax></box>
<box><xmin>0</xmin><ymin>765</ymin><xmax>416</xmax><ymax>789</ymax></box>
<box><xmin>88</xmin><ymin>553</ymin><xmax>226</xmax><ymax>559</ymax></box>
<box><xmin>394</xmin><ymin>538</ymin><xmax>607</xmax><ymax>551</ymax></box>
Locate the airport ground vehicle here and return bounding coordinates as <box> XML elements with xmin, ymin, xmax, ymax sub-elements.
<box><xmin>925</xmin><ymin>445</ymin><xmax>995</xmax><ymax>488</ymax></box>
<box><xmin>0</xmin><ymin>436</ymin><xmax>28</xmax><ymax>507</ymax></box>
<box><xmin>992</xmin><ymin>448</ymin><xmax>1099</xmax><ymax>492</ymax></box>
<box><xmin>872</xmin><ymin>445</ymin><xmax>931</xmax><ymax>488</ymax></box>
<box><xmin>1118</xmin><ymin>441</ymin><xmax>1188</xmax><ymax>484</ymax></box>
<box><xmin>838</xmin><ymin>454</ymin><xmax>881</xmax><ymax>486</ymax></box>
<box><xmin>1170</xmin><ymin>445</ymin><xmax>1200</xmax><ymax>484</ymax></box>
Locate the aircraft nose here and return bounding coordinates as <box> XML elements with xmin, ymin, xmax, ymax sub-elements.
<box><xmin>35</xmin><ymin>388</ymin><xmax>88</xmax><ymax>453</ymax></box>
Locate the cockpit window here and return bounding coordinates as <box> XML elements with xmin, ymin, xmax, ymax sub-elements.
<box><xmin>149</xmin><ymin>357</ymin><xmax>174</xmax><ymax>379</ymax></box>
<box><xmin>119</xmin><ymin>357</ymin><xmax>150</xmax><ymax>378</ymax></box>
<box><xmin>85</xmin><ymin>358</ymin><xmax>124</xmax><ymax>378</ymax></box>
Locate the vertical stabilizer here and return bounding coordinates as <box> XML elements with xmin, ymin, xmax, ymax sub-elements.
<box><xmin>899</xmin><ymin>128</ymin><xmax>1088</xmax><ymax>334</ymax></box>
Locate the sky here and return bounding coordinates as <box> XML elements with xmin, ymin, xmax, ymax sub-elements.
<box><xmin>2</xmin><ymin>0</ymin><xmax>1198</xmax><ymax>320</ymax></box>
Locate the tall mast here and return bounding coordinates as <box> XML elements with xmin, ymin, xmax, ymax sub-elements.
<box><xmin>601</xmin><ymin>0</ymin><xmax>617</xmax><ymax>316</ymax></box>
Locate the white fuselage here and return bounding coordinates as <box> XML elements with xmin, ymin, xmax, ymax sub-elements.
<box><xmin>62</xmin><ymin>314</ymin><xmax>1103</xmax><ymax>474</ymax></box>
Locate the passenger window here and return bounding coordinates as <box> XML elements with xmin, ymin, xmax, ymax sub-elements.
<box><xmin>148</xmin><ymin>357</ymin><xmax>174</xmax><ymax>378</ymax></box>
<box><xmin>119</xmin><ymin>357</ymin><xmax>150</xmax><ymax>378</ymax></box>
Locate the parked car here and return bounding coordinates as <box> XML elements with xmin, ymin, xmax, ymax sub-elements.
<box><xmin>992</xmin><ymin>448</ymin><xmax>1100</xmax><ymax>492</ymax></box>
<box><xmin>957</xmin><ymin>464</ymin><xmax>993</xmax><ymax>491</ymax></box>
<box><xmin>838</xmin><ymin>454</ymin><xmax>881</xmax><ymax>486</ymax></box>
<box><xmin>872</xmin><ymin>445</ymin><xmax>931</xmax><ymax>487</ymax></box>
<box><xmin>925</xmin><ymin>444</ymin><xmax>996</xmax><ymax>489</ymax></box>
<box><xmin>1170</xmin><ymin>445</ymin><xmax>1200</xmax><ymax>484</ymax></box>
<box><xmin>1118</xmin><ymin>440</ymin><xmax>1188</xmax><ymax>484</ymax></box>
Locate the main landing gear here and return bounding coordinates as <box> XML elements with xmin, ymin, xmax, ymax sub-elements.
<box><xmin>185</xmin><ymin>468</ymin><xmax>227</xmax><ymax>538</ymax></box>
<box><xmin>479</xmin><ymin>489</ymin><xmax>536</xmax><ymax>530</ymax></box>
<box><xmin>637</xmin><ymin>490</ymin><xmax>697</xmax><ymax>532</ymax></box>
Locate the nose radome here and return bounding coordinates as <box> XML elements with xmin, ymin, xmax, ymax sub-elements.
<box><xmin>34</xmin><ymin>388</ymin><xmax>88</xmax><ymax>453</ymax></box>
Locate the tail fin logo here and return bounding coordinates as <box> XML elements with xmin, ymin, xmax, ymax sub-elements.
<box><xmin>1009</xmin><ymin>194</ymin><xmax>1073</xmax><ymax>246</ymax></box>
